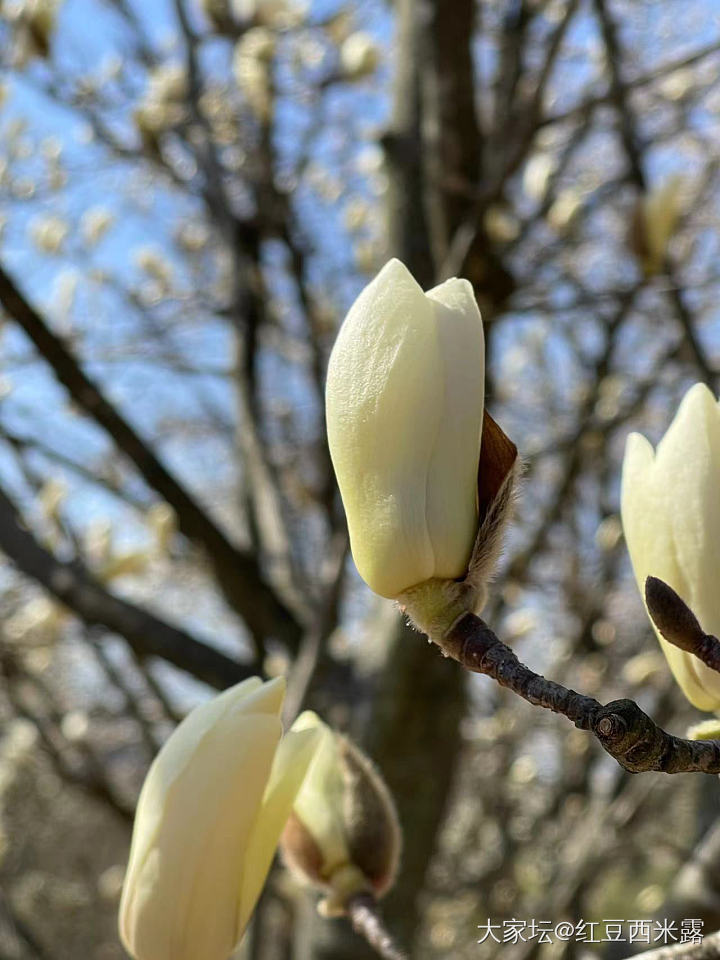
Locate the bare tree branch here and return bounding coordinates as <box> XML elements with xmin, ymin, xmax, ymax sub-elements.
<box><xmin>0</xmin><ymin>484</ymin><xmax>254</xmax><ymax>689</ymax></box>
<box><xmin>0</xmin><ymin>263</ymin><xmax>303</xmax><ymax>654</ymax></box>
<box><xmin>436</xmin><ymin>611</ymin><xmax>720</xmax><ymax>775</ymax></box>
<box><xmin>346</xmin><ymin>894</ymin><xmax>408</xmax><ymax>960</ymax></box>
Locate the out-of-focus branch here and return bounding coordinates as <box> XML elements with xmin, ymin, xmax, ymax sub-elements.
<box><xmin>660</xmin><ymin>819</ymin><xmax>720</xmax><ymax>942</ymax></box>
<box><xmin>0</xmin><ymin>484</ymin><xmax>254</xmax><ymax>689</ymax></box>
<box><xmin>0</xmin><ymin>425</ymin><xmax>150</xmax><ymax>513</ymax></box>
<box><xmin>383</xmin><ymin>0</ymin><xmax>434</xmax><ymax>287</ymax></box>
<box><xmin>440</xmin><ymin>0</ymin><xmax>578</xmax><ymax>291</ymax></box>
<box><xmin>283</xmin><ymin>530</ymin><xmax>349</xmax><ymax>725</ymax></box>
<box><xmin>0</xmin><ymin>887</ymin><xmax>54</xmax><ymax>960</ymax></box>
<box><xmin>0</xmin><ymin>647</ymin><xmax>134</xmax><ymax>822</ymax></box>
<box><xmin>592</xmin><ymin>0</ymin><xmax>716</xmax><ymax>387</ymax></box>
<box><xmin>507</xmin><ymin>286</ymin><xmax>639</xmax><ymax>579</ymax></box>
<box><xmin>592</xmin><ymin>0</ymin><xmax>646</xmax><ymax>189</ymax></box>
<box><xmin>540</xmin><ymin>38</ymin><xmax>720</xmax><ymax>129</ymax></box>
<box><xmin>0</xmin><ymin>263</ymin><xmax>303</xmax><ymax>654</ymax></box>
<box><xmin>346</xmin><ymin>894</ymin><xmax>408</xmax><ymax>960</ymax></box>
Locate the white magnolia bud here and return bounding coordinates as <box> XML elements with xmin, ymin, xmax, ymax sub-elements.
<box><xmin>233</xmin><ymin>27</ymin><xmax>276</xmax><ymax>121</ymax></box>
<box><xmin>280</xmin><ymin>712</ymin><xmax>401</xmax><ymax>916</ymax></box>
<box><xmin>339</xmin><ymin>32</ymin><xmax>379</xmax><ymax>80</ymax></box>
<box><xmin>621</xmin><ymin>383</ymin><xmax>720</xmax><ymax>711</ymax></box>
<box><xmin>630</xmin><ymin>174</ymin><xmax>684</xmax><ymax>277</ymax></box>
<box><xmin>80</xmin><ymin>206</ymin><xmax>114</xmax><ymax>246</ymax></box>
<box><xmin>325</xmin><ymin>258</ymin><xmax>485</xmax><ymax>599</ymax></box>
<box><xmin>119</xmin><ymin>676</ymin><xmax>319</xmax><ymax>960</ymax></box>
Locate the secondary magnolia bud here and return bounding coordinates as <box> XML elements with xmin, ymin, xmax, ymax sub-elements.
<box><xmin>621</xmin><ymin>383</ymin><xmax>720</xmax><ymax>711</ymax></box>
<box><xmin>340</xmin><ymin>32</ymin><xmax>379</xmax><ymax>79</ymax></box>
<box><xmin>629</xmin><ymin>174</ymin><xmax>684</xmax><ymax>277</ymax></box>
<box><xmin>279</xmin><ymin>712</ymin><xmax>401</xmax><ymax>917</ymax></box>
<box><xmin>326</xmin><ymin>258</ymin><xmax>486</xmax><ymax>599</ymax></box>
<box><xmin>119</xmin><ymin>677</ymin><xmax>319</xmax><ymax>960</ymax></box>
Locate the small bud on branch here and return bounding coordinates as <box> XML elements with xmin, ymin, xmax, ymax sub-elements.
<box><xmin>645</xmin><ymin>576</ymin><xmax>720</xmax><ymax>672</ymax></box>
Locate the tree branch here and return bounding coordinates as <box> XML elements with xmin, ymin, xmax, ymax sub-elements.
<box><xmin>592</xmin><ymin>0</ymin><xmax>716</xmax><ymax>387</ymax></box>
<box><xmin>0</xmin><ymin>484</ymin><xmax>253</xmax><ymax>689</ymax></box>
<box><xmin>435</xmin><ymin>612</ymin><xmax>720</xmax><ymax>775</ymax></box>
<box><xmin>0</xmin><ymin>263</ymin><xmax>303</xmax><ymax>653</ymax></box>
<box><xmin>346</xmin><ymin>894</ymin><xmax>408</xmax><ymax>960</ymax></box>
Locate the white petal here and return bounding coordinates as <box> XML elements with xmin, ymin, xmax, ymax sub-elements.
<box><xmin>120</xmin><ymin>710</ymin><xmax>281</xmax><ymax>960</ymax></box>
<box><xmin>237</xmin><ymin>724</ymin><xmax>321</xmax><ymax>935</ymax></box>
<box><xmin>326</xmin><ymin>259</ymin><xmax>443</xmax><ymax>596</ymax></box>
<box><xmin>289</xmin><ymin>712</ymin><xmax>349</xmax><ymax>873</ymax></box>
<box><xmin>120</xmin><ymin>677</ymin><xmax>287</xmax><ymax>960</ymax></box>
<box><xmin>656</xmin><ymin>385</ymin><xmax>720</xmax><ymax>704</ymax></box>
<box><xmin>622</xmin><ymin>411</ymin><xmax>720</xmax><ymax>710</ymax></box>
<box><xmin>425</xmin><ymin>278</ymin><xmax>484</xmax><ymax>577</ymax></box>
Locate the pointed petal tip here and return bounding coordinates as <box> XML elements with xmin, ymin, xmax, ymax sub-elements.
<box><xmin>623</xmin><ymin>431</ymin><xmax>655</xmax><ymax>470</ymax></box>
<box><xmin>372</xmin><ymin>257</ymin><xmax>420</xmax><ymax>290</ymax></box>
<box><xmin>681</xmin><ymin>381</ymin><xmax>717</xmax><ymax>412</ymax></box>
<box><xmin>234</xmin><ymin>674</ymin><xmax>286</xmax><ymax>717</ymax></box>
<box><xmin>282</xmin><ymin>724</ymin><xmax>323</xmax><ymax>762</ymax></box>
<box><xmin>426</xmin><ymin>276</ymin><xmax>483</xmax><ymax>327</ymax></box>
<box><xmin>290</xmin><ymin>710</ymin><xmax>323</xmax><ymax>733</ymax></box>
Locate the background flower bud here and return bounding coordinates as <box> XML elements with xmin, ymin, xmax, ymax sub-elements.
<box><xmin>119</xmin><ymin>676</ymin><xmax>319</xmax><ymax>960</ymax></box>
<box><xmin>280</xmin><ymin>712</ymin><xmax>401</xmax><ymax>917</ymax></box>
<box><xmin>629</xmin><ymin>174</ymin><xmax>685</xmax><ymax>277</ymax></box>
<box><xmin>621</xmin><ymin>383</ymin><xmax>720</xmax><ymax>711</ymax></box>
<box><xmin>325</xmin><ymin>258</ymin><xmax>485</xmax><ymax>599</ymax></box>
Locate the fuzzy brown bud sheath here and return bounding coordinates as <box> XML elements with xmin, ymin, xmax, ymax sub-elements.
<box><xmin>645</xmin><ymin>576</ymin><xmax>720</xmax><ymax>673</ymax></box>
<box><xmin>279</xmin><ymin>712</ymin><xmax>401</xmax><ymax>918</ymax></box>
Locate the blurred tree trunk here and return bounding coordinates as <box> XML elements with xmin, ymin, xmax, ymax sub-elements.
<box><xmin>295</xmin><ymin>2</ymin><xmax>473</xmax><ymax>956</ymax></box>
<box><xmin>296</xmin><ymin>614</ymin><xmax>467</xmax><ymax>960</ymax></box>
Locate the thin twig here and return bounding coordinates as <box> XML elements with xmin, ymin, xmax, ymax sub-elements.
<box><xmin>0</xmin><ymin>263</ymin><xmax>300</xmax><ymax>654</ymax></box>
<box><xmin>437</xmin><ymin>612</ymin><xmax>720</xmax><ymax>775</ymax></box>
<box><xmin>346</xmin><ymin>893</ymin><xmax>409</xmax><ymax>960</ymax></box>
<box><xmin>0</xmin><ymin>483</ymin><xmax>253</xmax><ymax>689</ymax></box>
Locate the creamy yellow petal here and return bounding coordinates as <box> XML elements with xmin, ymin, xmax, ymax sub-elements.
<box><xmin>120</xmin><ymin>676</ymin><xmax>285</xmax><ymax>896</ymax></box>
<box><xmin>622</xmin><ymin>410</ymin><xmax>720</xmax><ymax>711</ymax></box>
<box><xmin>237</xmin><ymin>725</ymin><xmax>321</xmax><ymax>936</ymax></box>
<box><xmin>120</xmin><ymin>677</ymin><xmax>287</xmax><ymax>960</ymax></box>
<box><xmin>289</xmin><ymin>712</ymin><xmax>349</xmax><ymax>873</ymax></box>
<box><xmin>326</xmin><ymin>258</ymin><xmax>443</xmax><ymax>597</ymax></box>
<box><xmin>425</xmin><ymin>278</ymin><xmax>484</xmax><ymax>577</ymax></box>
<box><xmin>654</xmin><ymin>385</ymin><xmax>720</xmax><ymax>704</ymax></box>
<box><xmin>120</xmin><ymin>711</ymin><xmax>281</xmax><ymax>960</ymax></box>
<box><xmin>120</xmin><ymin>676</ymin><xmax>264</xmax><ymax>895</ymax></box>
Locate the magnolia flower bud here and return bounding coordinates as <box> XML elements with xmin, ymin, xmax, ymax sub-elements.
<box><xmin>280</xmin><ymin>713</ymin><xmax>401</xmax><ymax>917</ymax></box>
<box><xmin>629</xmin><ymin>174</ymin><xmax>684</xmax><ymax>277</ymax></box>
<box><xmin>233</xmin><ymin>28</ymin><xmax>276</xmax><ymax>121</ymax></box>
<box><xmin>326</xmin><ymin>259</ymin><xmax>486</xmax><ymax>600</ymax></box>
<box><xmin>621</xmin><ymin>383</ymin><xmax>720</xmax><ymax>711</ymax></box>
<box><xmin>339</xmin><ymin>32</ymin><xmax>379</xmax><ymax>80</ymax></box>
<box><xmin>119</xmin><ymin>677</ymin><xmax>319</xmax><ymax>960</ymax></box>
